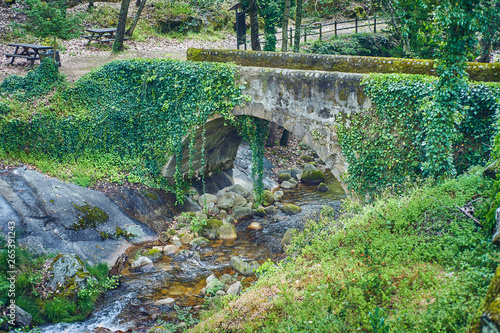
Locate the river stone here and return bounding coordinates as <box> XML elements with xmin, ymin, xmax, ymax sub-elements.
<box><xmin>220</xmin><ymin>274</ymin><xmax>233</xmax><ymax>284</ymax></box>
<box><xmin>290</xmin><ymin>167</ymin><xmax>302</xmax><ymax>179</ymax></box>
<box><xmin>15</xmin><ymin>305</ymin><xmax>33</xmax><ymax>328</ymax></box>
<box><xmin>223</xmin><ymin>216</ymin><xmax>235</xmax><ymax>224</ymax></box>
<box><xmin>206</xmin><ymin>273</ymin><xmax>217</xmax><ymax>284</ymax></box>
<box><xmin>159</xmin><ymin>231</ymin><xmax>171</xmax><ymax>243</ymax></box>
<box><xmin>229</xmin><ymin>184</ymin><xmax>249</xmax><ymax>198</ymax></box>
<box><xmin>141</xmin><ymin>263</ymin><xmax>154</xmax><ymax>272</ymax></box>
<box><xmin>210</xmin><ymin>206</ymin><xmax>220</xmax><ymax>215</ymax></box>
<box><xmin>218</xmin><ymin>223</ymin><xmax>237</xmax><ymax>240</ymax></box>
<box><xmin>247</xmin><ymin>222</ymin><xmax>263</xmax><ymax>230</ymax></box>
<box><xmin>232</xmin><ymin>206</ymin><xmax>254</xmax><ymax>220</ymax></box>
<box><xmin>202</xmin><ymin>219</ymin><xmax>223</xmax><ymax>239</ymax></box>
<box><xmin>131</xmin><ymin>256</ymin><xmax>153</xmax><ymax>270</ymax></box>
<box><xmin>277</xmin><ymin>172</ymin><xmax>292</xmax><ymax>183</ymax></box>
<box><xmin>280</xmin><ymin>204</ymin><xmax>302</xmax><ymax>215</ymax></box>
<box><xmin>180</xmin><ymin>233</ymin><xmax>194</xmax><ymax>244</ymax></box>
<box><xmin>264</xmin><ymin>205</ymin><xmax>277</xmax><ymax>215</ymax></box>
<box><xmin>163</xmin><ymin>245</ymin><xmax>180</xmax><ymax>255</ymax></box>
<box><xmin>190</xmin><ymin>237</ymin><xmax>210</xmax><ymax>247</ymax></box>
<box><xmin>194</xmin><ymin>211</ymin><xmax>208</xmax><ymax>222</ymax></box>
<box><xmin>144</xmin><ymin>248</ymin><xmax>162</xmax><ymax>262</ymax></box>
<box><xmin>301</xmin><ymin>169</ymin><xmax>326</xmax><ymax>184</ymax></box>
<box><xmin>226</xmin><ymin>281</ymin><xmax>242</xmax><ymax>295</ymax></box>
<box><xmin>274</xmin><ymin>191</ymin><xmax>284</xmax><ymax>201</ymax></box>
<box><xmin>303</xmin><ymin>163</ymin><xmax>317</xmax><ymax>172</ymax></box>
<box><xmin>288</xmin><ymin>178</ymin><xmax>298</xmax><ymax>186</ymax></box>
<box><xmin>281</xmin><ymin>180</ymin><xmax>296</xmax><ymax>189</ymax></box>
<box><xmin>154</xmin><ymin>298</ymin><xmax>175</xmax><ymax>306</ymax></box>
<box><xmin>198</xmin><ymin>193</ymin><xmax>217</xmax><ymax>206</ymax></box>
<box><xmin>263</xmin><ymin>190</ymin><xmax>275</xmax><ymax>206</ymax></box>
<box><xmin>47</xmin><ymin>254</ymin><xmax>93</xmax><ymax>293</ymax></box>
<box><xmin>281</xmin><ymin>228</ymin><xmax>297</xmax><ymax>250</ymax></box>
<box><xmin>230</xmin><ymin>256</ymin><xmax>259</xmax><ymax>276</ymax></box>
<box><xmin>317</xmin><ymin>182</ymin><xmax>329</xmax><ymax>191</ymax></box>
<box><xmin>173</xmin><ymin>240</ymin><xmax>182</xmax><ymax>247</ymax></box>
<box><xmin>255</xmin><ymin>207</ymin><xmax>267</xmax><ymax>217</ymax></box>
<box><xmin>216</xmin><ymin>290</ymin><xmax>226</xmax><ymax>296</ymax></box>
<box><xmin>176</xmin><ymin>214</ymin><xmax>191</xmax><ymax>225</ymax></box>
<box><xmin>217</xmin><ymin>192</ymin><xmax>247</xmax><ymax>209</ymax></box>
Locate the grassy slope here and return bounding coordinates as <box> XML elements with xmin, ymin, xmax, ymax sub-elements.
<box><xmin>191</xmin><ymin>170</ymin><xmax>498</xmax><ymax>332</ymax></box>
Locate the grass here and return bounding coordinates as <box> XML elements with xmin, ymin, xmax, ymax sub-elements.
<box><xmin>191</xmin><ymin>169</ymin><xmax>499</xmax><ymax>332</ymax></box>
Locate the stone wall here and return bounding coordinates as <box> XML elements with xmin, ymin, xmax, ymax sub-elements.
<box><xmin>187</xmin><ymin>48</ymin><xmax>500</xmax><ymax>82</ymax></box>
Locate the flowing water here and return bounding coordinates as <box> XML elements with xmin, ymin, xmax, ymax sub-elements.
<box><xmin>40</xmin><ymin>143</ymin><xmax>346</xmax><ymax>333</ymax></box>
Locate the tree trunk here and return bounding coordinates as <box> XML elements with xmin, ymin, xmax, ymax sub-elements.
<box><xmin>279</xmin><ymin>129</ymin><xmax>290</xmax><ymax>146</ymax></box>
<box><xmin>249</xmin><ymin>0</ymin><xmax>261</xmax><ymax>51</ymax></box>
<box><xmin>293</xmin><ymin>0</ymin><xmax>302</xmax><ymax>52</ymax></box>
<box><xmin>477</xmin><ymin>24</ymin><xmax>495</xmax><ymax>62</ymax></box>
<box><xmin>136</xmin><ymin>0</ymin><xmax>140</xmax><ymax>7</ymax></box>
<box><xmin>127</xmin><ymin>0</ymin><xmax>146</xmax><ymax>36</ymax></box>
<box><xmin>281</xmin><ymin>0</ymin><xmax>290</xmax><ymax>52</ymax></box>
<box><xmin>113</xmin><ymin>0</ymin><xmax>131</xmax><ymax>53</ymax></box>
<box><xmin>267</xmin><ymin>123</ymin><xmax>279</xmax><ymax>146</ymax></box>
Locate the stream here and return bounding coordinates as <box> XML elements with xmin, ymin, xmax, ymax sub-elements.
<box><xmin>39</xmin><ymin>142</ymin><xmax>346</xmax><ymax>333</ymax></box>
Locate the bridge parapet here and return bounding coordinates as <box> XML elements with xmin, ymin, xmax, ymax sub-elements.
<box><xmin>187</xmin><ymin>48</ymin><xmax>500</xmax><ymax>82</ymax></box>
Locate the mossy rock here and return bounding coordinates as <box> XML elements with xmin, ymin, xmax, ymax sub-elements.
<box><xmin>232</xmin><ymin>206</ymin><xmax>254</xmax><ymax>220</ymax></box>
<box><xmin>301</xmin><ymin>169</ymin><xmax>326</xmax><ymax>184</ymax></box>
<box><xmin>281</xmin><ymin>228</ymin><xmax>297</xmax><ymax>250</ymax></box>
<box><xmin>300</xmin><ymin>155</ymin><xmax>314</xmax><ymax>163</ymax></box>
<box><xmin>229</xmin><ymin>256</ymin><xmax>259</xmax><ymax>276</ymax></box>
<box><xmin>202</xmin><ymin>219</ymin><xmax>223</xmax><ymax>239</ymax></box>
<box><xmin>472</xmin><ymin>265</ymin><xmax>500</xmax><ymax>332</ymax></box>
<box><xmin>46</xmin><ymin>254</ymin><xmax>94</xmax><ymax>297</ymax></box>
<box><xmin>303</xmin><ymin>163</ymin><xmax>318</xmax><ymax>172</ymax></box>
<box><xmin>190</xmin><ymin>237</ymin><xmax>210</xmax><ymax>247</ymax></box>
<box><xmin>263</xmin><ymin>190</ymin><xmax>275</xmax><ymax>206</ymax></box>
<box><xmin>280</xmin><ymin>204</ymin><xmax>302</xmax><ymax>215</ymax></box>
<box><xmin>144</xmin><ymin>248</ymin><xmax>162</xmax><ymax>262</ymax></box>
<box><xmin>217</xmin><ymin>223</ymin><xmax>237</xmax><ymax>240</ymax></box>
<box><xmin>255</xmin><ymin>207</ymin><xmax>267</xmax><ymax>217</ymax></box>
<box><xmin>277</xmin><ymin>172</ymin><xmax>292</xmax><ymax>183</ymax></box>
<box><xmin>317</xmin><ymin>182</ymin><xmax>329</xmax><ymax>192</ymax></box>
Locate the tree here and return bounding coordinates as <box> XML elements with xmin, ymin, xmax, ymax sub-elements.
<box><xmin>259</xmin><ymin>0</ymin><xmax>283</xmax><ymax>51</ymax></box>
<box><xmin>113</xmin><ymin>0</ymin><xmax>131</xmax><ymax>52</ymax></box>
<box><xmin>248</xmin><ymin>0</ymin><xmax>261</xmax><ymax>50</ymax></box>
<box><xmin>126</xmin><ymin>0</ymin><xmax>146</xmax><ymax>36</ymax></box>
<box><xmin>477</xmin><ymin>0</ymin><xmax>500</xmax><ymax>62</ymax></box>
<box><xmin>293</xmin><ymin>0</ymin><xmax>302</xmax><ymax>52</ymax></box>
<box><xmin>281</xmin><ymin>0</ymin><xmax>290</xmax><ymax>52</ymax></box>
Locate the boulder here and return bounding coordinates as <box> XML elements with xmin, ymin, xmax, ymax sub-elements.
<box><xmin>290</xmin><ymin>167</ymin><xmax>302</xmax><ymax>179</ymax></box>
<box><xmin>263</xmin><ymin>190</ymin><xmax>275</xmax><ymax>206</ymax></box>
<box><xmin>47</xmin><ymin>254</ymin><xmax>94</xmax><ymax>294</ymax></box>
<box><xmin>255</xmin><ymin>207</ymin><xmax>267</xmax><ymax>217</ymax></box>
<box><xmin>280</xmin><ymin>204</ymin><xmax>302</xmax><ymax>215</ymax></box>
<box><xmin>202</xmin><ymin>219</ymin><xmax>223</xmax><ymax>239</ymax></box>
<box><xmin>163</xmin><ymin>245</ymin><xmax>180</xmax><ymax>255</ymax></box>
<box><xmin>317</xmin><ymin>182</ymin><xmax>329</xmax><ymax>192</ymax></box>
<box><xmin>281</xmin><ymin>181</ymin><xmax>296</xmax><ymax>189</ymax></box>
<box><xmin>301</xmin><ymin>169</ymin><xmax>326</xmax><ymax>184</ymax></box>
<box><xmin>144</xmin><ymin>248</ymin><xmax>162</xmax><ymax>262</ymax></box>
<box><xmin>230</xmin><ymin>256</ymin><xmax>260</xmax><ymax>276</ymax></box>
<box><xmin>226</xmin><ymin>281</ymin><xmax>242</xmax><ymax>295</ymax></box>
<box><xmin>198</xmin><ymin>193</ymin><xmax>217</xmax><ymax>206</ymax></box>
<box><xmin>159</xmin><ymin>231</ymin><xmax>171</xmax><ymax>243</ymax></box>
<box><xmin>217</xmin><ymin>192</ymin><xmax>247</xmax><ymax>209</ymax></box>
<box><xmin>218</xmin><ymin>224</ymin><xmax>237</xmax><ymax>240</ymax></box>
<box><xmin>220</xmin><ymin>274</ymin><xmax>233</xmax><ymax>285</ymax></box>
<box><xmin>277</xmin><ymin>172</ymin><xmax>292</xmax><ymax>183</ymax></box>
<box><xmin>232</xmin><ymin>206</ymin><xmax>254</xmax><ymax>220</ymax></box>
<box><xmin>210</xmin><ymin>206</ymin><xmax>220</xmax><ymax>215</ymax></box>
<box><xmin>223</xmin><ymin>216</ymin><xmax>235</xmax><ymax>224</ymax></box>
<box><xmin>247</xmin><ymin>222</ymin><xmax>263</xmax><ymax>230</ymax></box>
<box><xmin>229</xmin><ymin>184</ymin><xmax>249</xmax><ymax>198</ymax></box>
<box><xmin>264</xmin><ymin>205</ymin><xmax>277</xmax><ymax>215</ymax></box>
<box><xmin>303</xmin><ymin>163</ymin><xmax>317</xmax><ymax>172</ymax></box>
<box><xmin>473</xmin><ymin>265</ymin><xmax>500</xmax><ymax>332</ymax></box>
<box><xmin>180</xmin><ymin>233</ymin><xmax>194</xmax><ymax>245</ymax></box>
<box><xmin>288</xmin><ymin>178</ymin><xmax>298</xmax><ymax>186</ymax></box>
<box><xmin>154</xmin><ymin>298</ymin><xmax>175</xmax><ymax>306</ymax></box>
<box><xmin>190</xmin><ymin>237</ymin><xmax>210</xmax><ymax>247</ymax></box>
<box><xmin>15</xmin><ymin>305</ymin><xmax>33</xmax><ymax>328</ymax></box>
<box><xmin>274</xmin><ymin>191</ymin><xmax>284</xmax><ymax>202</ymax></box>
<box><xmin>281</xmin><ymin>228</ymin><xmax>297</xmax><ymax>250</ymax></box>
<box><xmin>131</xmin><ymin>256</ymin><xmax>153</xmax><ymax>270</ymax></box>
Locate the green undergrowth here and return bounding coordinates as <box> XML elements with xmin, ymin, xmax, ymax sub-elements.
<box><xmin>0</xmin><ymin>57</ymin><xmax>268</xmax><ymax>204</ymax></box>
<box><xmin>0</xmin><ymin>238</ymin><xmax>117</xmax><ymax>326</ymax></box>
<box><xmin>337</xmin><ymin>73</ymin><xmax>500</xmax><ymax>201</ymax></box>
<box><xmin>307</xmin><ymin>32</ymin><xmax>397</xmax><ymax>57</ymax></box>
<box><xmin>193</xmin><ymin>171</ymin><xmax>499</xmax><ymax>332</ymax></box>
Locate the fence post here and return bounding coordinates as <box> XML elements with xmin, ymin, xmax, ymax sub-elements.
<box><xmin>304</xmin><ymin>26</ymin><xmax>307</xmax><ymax>42</ymax></box>
<box><xmin>319</xmin><ymin>23</ymin><xmax>322</xmax><ymax>41</ymax></box>
<box><xmin>290</xmin><ymin>27</ymin><xmax>293</xmax><ymax>47</ymax></box>
<box><xmin>335</xmin><ymin>20</ymin><xmax>337</xmax><ymax>37</ymax></box>
<box><xmin>374</xmin><ymin>14</ymin><xmax>377</xmax><ymax>33</ymax></box>
<box><xmin>355</xmin><ymin>17</ymin><xmax>358</xmax><ymax>33</ymax></box>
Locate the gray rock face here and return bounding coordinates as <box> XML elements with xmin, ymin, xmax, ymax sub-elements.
<box><xmin>217</xmin><ymin>192</ymin><xmax>247</xmax><ymax>209</ymax></box>
<box><xmin>229</xmin><ymin>184</ymin><xmax>249</xmax><ymax>198</ymax></box>
<box><xmin>0</xmin><ymin>168</ymin><xmax>155</xmax><ymax>265</ymax></box>
<box><xmin>47</xmin><ymin>254</ymin><xmax>93</xmax><ymax>293</ymax></box>
<box><xmin>15</xmin><ymin>305</ymin><xmax>33</xmax><ymax>328</ymax></box>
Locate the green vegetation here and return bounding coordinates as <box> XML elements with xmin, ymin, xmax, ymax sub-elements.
<box><xmin>194</xmin><ymin>171</ymin><xmax>498</xmax><ymax>332</ymax></box>
<box><xmin>0</xmin><ymin>238</ymin><xmax>118</xmax><ymax>326</ymax></box>
<box><xmin>308</xmin><ymin>33</ymin><xmax>396</xmax><ymax>58</ymax></box>
<box><xmin>67</xmin><ymin>203</ymin><xmax>109</xmax><ymax>231</ymax></box>
<box><xmin>337</xmin><ymin>74</ymin><xmax>499</xmax><ymax>200</ymax></box>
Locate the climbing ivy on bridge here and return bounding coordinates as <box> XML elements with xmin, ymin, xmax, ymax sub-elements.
<box><xmin>0</xmin><ymin>58</ymin><xmax>267</xmax><ymax>204</ymax></box>
<box><xmin>337</xmin><ymin>73</ymin><xmax>500</xmax><ymax>199</ymax></box>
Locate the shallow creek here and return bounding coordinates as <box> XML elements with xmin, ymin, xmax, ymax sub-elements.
<box><xmin>40</xmin><ymin>143</ymin><xmax>346</xmax><ymax>332</ymax></box>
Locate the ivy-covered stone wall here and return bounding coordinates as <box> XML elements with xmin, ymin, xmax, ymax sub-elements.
<box><xmin>187</xmin><ymin>48</ymin><xmax>500</xmax><ymax>82</ymax></box>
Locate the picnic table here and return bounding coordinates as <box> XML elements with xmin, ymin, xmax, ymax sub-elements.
<box><xmin>83</xmin><ymin>28</ymin><xmax>130</xmax><ymax>44</ymax></box>
<box><xmin>4</xmin><ymin>43</ymin><xmax>53</xmax><ymax>66</ymax></box>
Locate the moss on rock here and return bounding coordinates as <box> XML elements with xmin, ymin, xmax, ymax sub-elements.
<box><xmin>301</xmin><ymin>170</ymin><xmax>326</xmax><ymax>184</ymax></box>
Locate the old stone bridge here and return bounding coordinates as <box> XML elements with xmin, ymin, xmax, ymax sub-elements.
<box><xmin>162</xmin><ymin>49</ymin><xmax>500</xmax><ymax>188</ymax></box>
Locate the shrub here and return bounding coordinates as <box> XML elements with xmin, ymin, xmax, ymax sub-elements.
<box><xmin>309</xmin><ymin>33</ymin><xmax>396</xmax><ymax>57</ymax></box>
